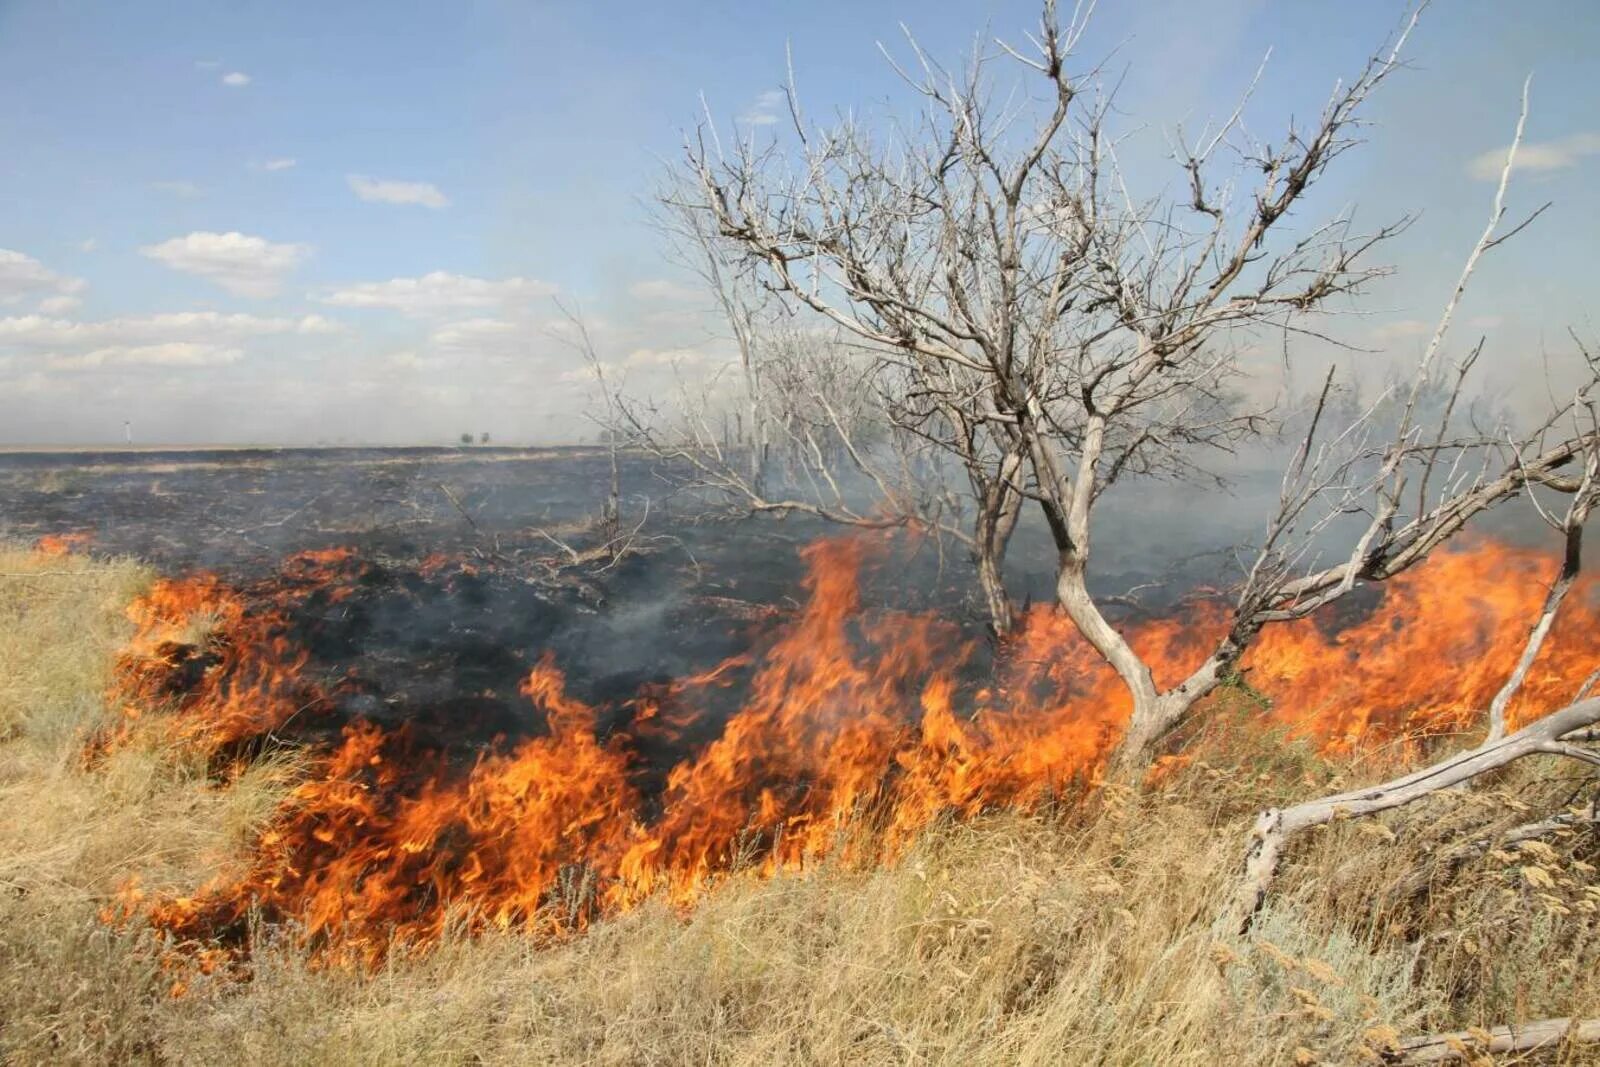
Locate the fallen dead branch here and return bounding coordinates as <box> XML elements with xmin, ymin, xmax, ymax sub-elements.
<box><xmin>1385</xmin><ymin>803</ymin><xmax>1597</xmax><ymax>904</ymax></box>
<box><xmin>1390</xmin><ymin>1015</ymin><xmax>1600</xmax><ymax>1063</ymax></box>
<box><xmin>1232</xmin><ymin>696</ymin><xmax>1600</xmax><ymax>930</ymax></box>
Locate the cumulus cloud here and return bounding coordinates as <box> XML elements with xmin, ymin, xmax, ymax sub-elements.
<box><xmin>640</xmin><ymin>306</ymin><xmax>708</xmax><ymax>331</ymax></box>
<box><xmin>47</xmin><ymin>343</ymin><xmax>244</xmax><ymax>370</ymax></box>
<box><xmin>139</xmin><ymin>231</ymin><xmax>310</xmax><ymax>298</ymax></box>
<box><xmin>346</xmin><ymin>174</ymin><xmax>450</xmax><ymax>208</ymax></box>
<box><xmin>1467</xmin><ymin>132</ymin><xmax>1600</xmax><ymax>180</ymax></box>
<box><xmin>429</xmin><ymin>317</ymin><xmax>532</xmax><ymax>358</ymax></box>
<box><xmin>0</xmin><ymin>312</ymin><xmax>341</xmax><ymax>385</ymax></box>
<box><xmin>0</xmin><ymin>311</ymin><xmax>335</xmax><ymax>351</ymax></box>
<box><xmin>38</xmin><ymin>296</ymin><xmax>82</xmax><ymax>315</ymax></box>
<box><xmin>318</xmin><ymin>272</ymin><xmax>556</xmax><ymax>315</ymax></box>
<box><xmin>628</xmin><ymin>278</ymin><xmax>702</xmax><ymax>303</ymax></box>
<box><xmin>221</xmin><ymin>71</ymin><xmax>251</xmax><ymax>87</ymax></box>
<box><xmin>0</xmin><ymin>248</ymin><xmax>87</xmax><ymax>307</ymax></box>
<box><xmin>260</xmin><ymin>158</ymin><xmax>297</xmax><ymax>172</ymax></box>
<box><xmin>384</xmin><ymin>350</ymin><xmax>449</xmax><ymax>372</ymax></box>
<box><xmin>739</xmin><ymin>89</ymin><xmax>788</xmax><ymax>127</ymax></box>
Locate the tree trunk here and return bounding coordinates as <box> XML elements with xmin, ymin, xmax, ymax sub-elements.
<box><xmin>971</xmin><ymin>449</ymin><xmax>1024</xmax><ymax>637</ymax></box>
<box><xmin>1052</xmin><ymin>557</ymin><xmax>1171</xmax><ymax>778</ymax></box>
<box><xmin>1106</xmin><ymin>626</ymin><xmax>1251</xmax><ymax>777</ymax></box>
<box><xmin>1107</xmin><ymin>687</ymin><xmax>1200</xmax><ymax>781</ymax></box>
<box><xmin>745</xmin><ymin>384</ymin><xmax>767</xmax><ymax>499</ymax></box>
<box><xmin>976</xmin><ymin>547</ymin><xmax>1013</xmax><ymax>636</ymax></box>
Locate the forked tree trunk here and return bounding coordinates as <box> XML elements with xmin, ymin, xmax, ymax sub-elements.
<box><xmin>1109</xmin><ymin>632</ymin><xmax>1255</xmax><ymax>776</ymax></box>
<box><xmin>1485</xmin><ymin>479</ymin><xmax>1591</xmax><ymax>741</ymax></box>
<box><xmin>971</xmin><ymin>451</ymin><xmax>1025</xmax><ymax>636</ymax></box>
<box><xmin>1050</xmin><ymin>557</ymin><xmax>1187</xmax><ymax>778</ymax></box>
<box><xmin>1110</xmin><ymin>692</ymin><xmax>1185</xmax><ymax>779</ymax></box>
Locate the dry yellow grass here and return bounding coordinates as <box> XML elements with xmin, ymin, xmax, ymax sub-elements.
<box><xmin>1</xmin><ymin>547</ymin><xmax>1596</xmax><ymax>1065</ymax></box>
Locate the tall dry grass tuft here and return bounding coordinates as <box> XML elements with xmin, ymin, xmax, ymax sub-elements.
<box><xmin>1</xmin><ymin>546</ymin><xmax>1597</xmax><ymax>1064</ymax></box>
<box><xmin>0</xmin><ymin>547</ymin><xmax>299</xmax><ymax>1062</ymax></box>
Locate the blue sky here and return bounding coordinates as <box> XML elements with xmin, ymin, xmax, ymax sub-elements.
<box><xmin>1</xmin><ymin>0</ymin><xmax>1597</xmax><ymax>445</ymax></box>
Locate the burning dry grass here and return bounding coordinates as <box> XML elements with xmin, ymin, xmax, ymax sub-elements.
<box><xmin>2</xmin><ymin>546</ymin><xmax>1598</xmax><ymax>1064</ymax></box>
<box><xmin>99</xmin><ymin>535</ymin><xmax>1600</xmax><ymax>970</ymax></box>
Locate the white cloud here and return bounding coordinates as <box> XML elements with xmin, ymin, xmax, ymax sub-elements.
<box><xmin>294</xmin><ymin>314</ymin><xmax>340</xmax><ymax>334</ymax></box>
<box><xmin>0</xmin><ymin>311</ymin><xmax>335</xmax><ymax>351</ymax></box>
<box><xmin>385</xmin><ymin>350</ymin><xmax>448</xmax><ymax>371</ymax></box>
<box><xmin>430</xmin><ymin>317</ymin><xmax>530</xmax><ymax>358</ymax></box>
<box><xmin>1467</xmin><ymin>132</ymin><xmax>1600</xmax><ymax>180</ymax></box>
<box><xmin>79</xmin><ymin>238</ymin><xmax>98</xmax><ymax>253</ymax></box>
<box><xmin>221</xmin><ymin>71</ymin><xmax>251</xmax><ymax>87</ymax></box>
<box><xmin>0</xmin><ymin>312</ymin><xmax>340</xmax><ymax>384</ymax></box>
<box><xmin>1468</xmin><ymin>315</ymin><xmax>1504</xmax><ymax>330</ymax></box>
<box><xmin>260</xmin><ymin>157</ymin><xmax>297</xmax><ymax>172</ymax></box>
<box><xmin>47</xmin><ymin>343</ymin><xmax>244</xmax><ymax>370</ymax></box>
<box><xmin>346</xmin><ymin>174</ymin><xmax>450</xmax><ymax>208</ymax></box>
<box><xmin>152</xmin><ymin>180</ymin><xmax>204</xmax><ymax>199</ymax></box>
<box><xmin>558</xmin><ymin>362</ymin><xmax>619</xmax><ymax>384</ymax></box>
<box><xmin>641</xmin><ymin>306</ymin><xmax>707</xmax><ymax>330</ymax></box>
<box><xmin>318</xmin><ymin>272</ymin><xmax>556</xmax><ymax>315</ymax></box>
<box><xmin>38</xmin><ymin>295</ymin><xmax>82</xmax><ymax>315</ymax></box>
<box><xmin>0</xmin><ymin>248</ymin><xmax>87</xmax><ymax>306</ymax></box>
<box><xmin>542</xmin><ymin>313</ymin><xmax>617</xmax><ymax>340</ymax></box>
<box><xmin>139</xmin><ymin>231</ymin><xmax>310</xmax><ymax>298</ymax></box>
<box><xmin>739</xmin><ymin>89</ymin><xmax>787</xmax><ymax>127</ymax></box>
<box><xmin>628</xmin><ymin>278</ymin><xmax>702</xmax><ymax>303</ymax></box>
<box><xmin>0</xmin><ymin>369</ymin><xmax>56</xmax><ymax>396</ymax></box>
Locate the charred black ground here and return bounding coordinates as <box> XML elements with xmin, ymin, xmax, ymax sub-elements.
<box><xmin>0</xmin><ymin>448</ymin><xmax>989</xmax><ymax>767</ymax></box>
<box><xmin>0</xmin><ymin>445</ymin><xmax>1364</xmax><ymax>769</ymax></box>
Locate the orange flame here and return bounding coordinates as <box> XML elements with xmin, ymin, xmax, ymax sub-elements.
<box><xmin>103</xmin><ymin>535</ymin><xmax>1599</xmax><ymax>966</ymax></box>
<box><xmin>35</xmin><ymin>531</ymin><xmax>94</xmax><ymax>555</ymax></box>
<box><xmin>108</xmin><ymin>548</ymin><xmax>363</xmax><ymax>755</ymax></box>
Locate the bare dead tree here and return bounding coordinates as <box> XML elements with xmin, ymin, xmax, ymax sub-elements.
<box><xmin>587</xmin><ymin>305</ymin><xmax>1033</xmax><ymax>632</ymax></box>
<box><xmin>547</xmin><ymin>302</ymin><xmax>705</xmax><ymax>585</ymax></box>
<box><xmin>553</xmin><ymin>302</ymin><xmax>623</xmax><ymax>552</ymax></box>
<box><xmin>679</xmin><ymin>1</ymin><xmax>1600</xmax><ymax>772</ymax></box>
<box><xmin>653</xmin><ymin>179</ymin><xmax>773</xmax><ymax>496</ymax></box>
<box><xmin>606</xmin><ymin>169</ymin><xmax>1036</xmax><ymax>632</ymax></box>
<box><xmin>1168</xmin><ymin>78</ymin><xmax>1585</xmax><ymax>773</ymax></box>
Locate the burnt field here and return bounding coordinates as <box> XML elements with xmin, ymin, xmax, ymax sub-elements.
<box><xmin>0</xmin><ymin>446</ymin><xmax>699</xmax><ymax>573</ymax></box>
<box><xmin>0</xmin><ymin>445</ymin><xmax>1249</xmax><ymax>716</ymax></box>
<box><xmin>0</xmin><ymin>446</ymin><xmax>980</xmax><ymax>709</ymax></box>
